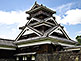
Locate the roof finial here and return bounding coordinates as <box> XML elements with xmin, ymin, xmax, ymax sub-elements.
<box><xmin>41</xmin><ymin>4</ymin><xmax>43</xmax><ymax>6</ymax></box>
<box><xmin>35</xmin><ymin>1</ymin><xmax>37</xmax><ymax>4</ymax></box>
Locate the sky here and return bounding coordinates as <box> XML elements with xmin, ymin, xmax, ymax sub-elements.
<box><xmin>0</xmin><ymin>0</ymin><xmax>81</xmax><ymax>41</ymax></box>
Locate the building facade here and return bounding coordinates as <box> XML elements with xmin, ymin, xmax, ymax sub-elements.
<box><xmin>0</xmin><ymin>2</ymin><xmax>79</xmax><ymax>61</ymax></box>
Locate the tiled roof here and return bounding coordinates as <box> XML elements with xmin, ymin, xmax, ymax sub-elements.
<box><xmin>0</xmin><ymin>38</ymin><xmax>16</xmax><ymax>47</ymax></box>
<box><xmin>15</xmin><ymin>36</ymin><xmax>76</xmax><ymax>45</ymax></box>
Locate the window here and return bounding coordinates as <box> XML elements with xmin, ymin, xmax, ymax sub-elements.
<box><xmin>16</xmin><ymin>57</ymin><xmax>19</xmax><ymax>61</ymax></box>
<box><xmin>32</xmin><ymin>56</ymin><xmax>35</xmax><ymax>60</ymax></box>
<box><xmin>23</xmin><ymin>56</ymin><xmax>27</xmax><ymax>60</ymax></box>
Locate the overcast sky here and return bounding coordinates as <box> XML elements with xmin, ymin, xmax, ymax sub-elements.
<box><xmin>0</xmin><ymin>0</ymin><xmax>81</xmax><ymax>41</ymax></box>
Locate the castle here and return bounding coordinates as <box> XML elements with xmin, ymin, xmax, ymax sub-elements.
<box><xmin>0</xmin><ymin>2</ymin><xmax>80</xmax><ymax>61</ymax></box>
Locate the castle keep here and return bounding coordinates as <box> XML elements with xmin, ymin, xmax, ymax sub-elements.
<box><xmin>0</xmin><ymin>2</ymin><xmax>79</xmax><ymax>61</ymax></box>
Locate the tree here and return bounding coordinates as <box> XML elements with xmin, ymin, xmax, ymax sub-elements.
<box><xmin>76</xmin><ymin>35</ymin><xmax>81</xmax><ymax>44</ymax></box>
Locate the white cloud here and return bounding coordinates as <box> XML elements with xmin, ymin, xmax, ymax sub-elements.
<box><xmin>54</xmin><ymin>2</ymin><xmax>81</xmax><ymax>25</ymax></box>
<box><xmin>0</xmin><ymin>35</ymin><xmax>8</xmax><ymax>39</ymax></box>
<box><xmin>78</xmin><ymin>31</ymin><xmax>81</xmax><ymax>34</ymax></box>
<box><xmin>0</xmin><ymin>10</ymin><xmax>29</xmax><ymax>39</ymax></box>
<box><xmin>0</xmin><ymin>10</ymin><xmax>29</xmax><ymax>26</ymax></box>
<box><xmin>61</xmin><ymin>9</ymin><xmax>81</xmax><ymax>25</ymax></box>
<box><xmin>55</xmin><ymin>9</ymin><xmax>81</xmax><ymax>25</ymax></box>
<box><xmin>76</xmin><ymin>31</ymin><xmax>81</xmax><ymax>35</ymax></box>
<box><xmin>55</xmin><ymin>3</ymin><xmax>74</xmax><ymax>16</ymax></box>
<box><xmin>0</xmin><ymin>27</ymin><xmax>21</xmax><ymax>40</ymax></box>
<box><xmin>55</xmin><ymin>15</ymin><xmax>62</xmax><ymax>24</ymax></box>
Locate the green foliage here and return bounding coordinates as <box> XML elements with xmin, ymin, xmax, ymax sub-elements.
<box><xmin>76</xmin><ymin>35</ymin><xmax>81</xmax><ymax>44</ymax></box>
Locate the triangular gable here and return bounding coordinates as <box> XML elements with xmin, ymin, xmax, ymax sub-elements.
<box><xmin>47</xmin><ymin>19</ymin><xmax>56</xmax><ymax>24</ymax></box>
<box><xmin>29</xmin><ymin>19</ymin><xmax>38</xmax><ymax>24</ymax></box>
<box><xmin>15</xmin><ymin>27</ymin><xmax>42</xmax><ymax>41</ymax></box>
<box><xmin>54</xmin><ymin>29</ymin><xmax>63</xmax><ymax>34</ymax></box>
<box><xmin>48</xmin><ymin>26</ymin><xmax>70</xmax><ymax>40</ymax></box>
<box><xmin>45</xmin><ymin>17</ymin><xmax>58</xmax><ymax>25</ymax></box>
<box><xmin>23</xmin><ymin>28</ymin><xmax>36</xmax><ymax>35</ymax></box>
<box><xmin>27</xmin><ymin>18</ymin><xmax>40</xmax><ymax>25</ymax></box>
<box><xmin>19</xmin><ymin>32</ymin><xmax>39</xmax><ymax>40</ymax></box>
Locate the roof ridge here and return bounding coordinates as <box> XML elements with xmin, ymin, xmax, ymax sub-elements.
<box><xmin>0</xmin><ymin>38</ymin><xmax>14</xmax><ymax>41</ymax></box>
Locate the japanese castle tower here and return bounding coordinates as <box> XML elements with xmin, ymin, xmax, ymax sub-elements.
<box><xmin>0</xmin><ymin>2</ymin><xmax>77</xmax><ymax>61</ymax></box>
<box><xmin>14</xmin><ymin>1</ymin><xmax>76</xmax><ymax>55</ymax></box>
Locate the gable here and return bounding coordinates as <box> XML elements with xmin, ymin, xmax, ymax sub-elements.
<box><xmin>29</xmin><ymin>20</ymin><xmax>38</xmax><ymax>24</ymax></box>
<box><xmin>15</xmin><ymin>27</ymin><xmax>42</xmax><ymax>41</ymax></box>
<box><xmin>48</xmin><ymin>26</ymin><xmax>70</xmax><ymax>40</ymax></box>
<box><xmin>27</xmin><ymin>18</ymin><xmax>39</xmax><ymax>25</ymax></box>
<box><xmin>47</xmin><ymin>19</ymin><xmax>56</xmax><ymax>25</ymax></box>
<box><xmin>19</xmin><ymin>33</ymin><xmax>39</xmax><ymax>40</ymax></box>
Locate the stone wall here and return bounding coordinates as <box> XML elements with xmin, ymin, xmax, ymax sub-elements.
<box><xmin>35</xmin><ymin>52</ymin><xmax>81</xmax><ymax>61</ymax></box>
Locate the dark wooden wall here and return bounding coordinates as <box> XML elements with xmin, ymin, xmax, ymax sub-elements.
<box><xmin>0</xmin><ymin>49</ymin><xmax>16</xmax><ymax>61</ymax></box>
